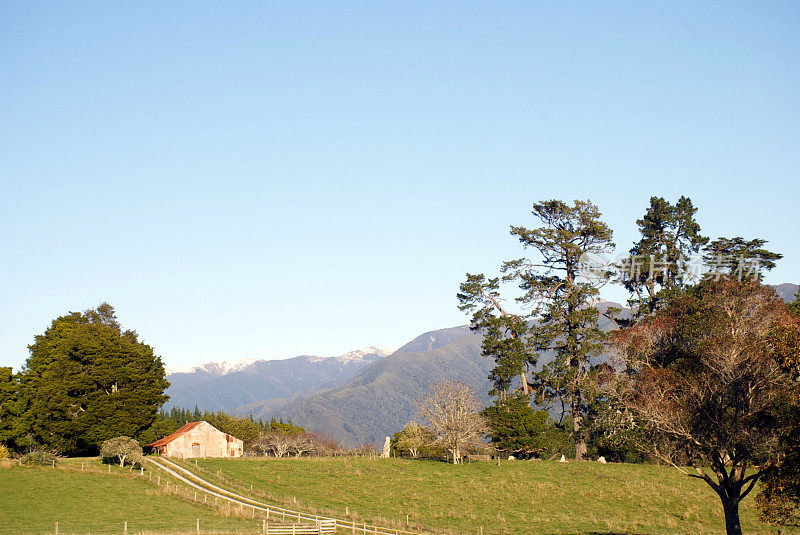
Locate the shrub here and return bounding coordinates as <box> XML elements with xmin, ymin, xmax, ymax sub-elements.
<box><xmin>100</xmin><ymin>436</ymin><xmax>143</xmax><ymax>467</ymax></box>
<box><xmin>0</xmin><ymin>444</ymin><xmax>10</xmax><ymax>461</ymax></box>
<box><xmin>20</xmin><ymin>449</ymin><xmax>58</xmax><ymax>466</ymax></box>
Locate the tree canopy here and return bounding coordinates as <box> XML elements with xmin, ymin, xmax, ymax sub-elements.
<box><xmin>610</xmin><ymin>279</ymin><xmax>800</xmax><ymax>535</ymax></box>
<box><xmin>16</xmin><ymin>303</ymin><xmax>169</xmax><ymax>455</ymax></box>
<box><xmin>620</xmin><ymin>195</ymin><xmax>708</xmax><ymax>315</ymax></box>
<box><xmin>460</xmin><ymin>199</ymin><xmax>615</xmax><ymax>460</ymax></box>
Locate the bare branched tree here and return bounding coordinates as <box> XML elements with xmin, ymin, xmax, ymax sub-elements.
<box><xmin>287</xmin><ymin>432</ymin><xmax>313</xmax><ymax>457</ymax></box>
<box><xmin>416</xmin><ymin>380</ymin><xmax>488</xmax><ymax>464</ymax></box>
<box><xmin>249</xmin><ymin>430</ymin><xmax>294</xmax><ymax>458</ymax></box>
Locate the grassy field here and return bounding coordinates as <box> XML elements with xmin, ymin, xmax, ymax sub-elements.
<box><xmin>186</xmin><ymin>456</ymin><xmax>790</xmax><ymax>535</ymax></box>
<box><xmin>0</xmin><ymin>459</ymin><xmax>262</xmax><ymax>534</ymax></box>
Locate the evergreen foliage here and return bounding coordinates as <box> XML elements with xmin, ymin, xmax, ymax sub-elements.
<box><xmin>482</xmin><ymin>394</ymin><xmax>547</xmax><ymax>458</ymax></box>
<box><xmin>0</xmin><ymin>367</ymin><xmax>21</xmax><ymax>449</ymax></box>
<box><xmin>704</xmin><ymin>237</ymin><xmax>783</xmax><ymax>278</ymax></box>
<box><xmin>621</xmin><ymin>196</ymin><xmax>708</xmax><ymax>315</ymax></box>
<box><xmin>15</xmin><ymin>303</ymin><xmax>169</xmax><ymax>455</ymax></box>
<box><xmin>144</xmin><ymin>406</ymin><xmax>301</xmax><ymax>447</ymax></box>
<box><xmin>459</xmin><ymin>199</ymin><xmax>615</xmax><ymax>460</ymax></box>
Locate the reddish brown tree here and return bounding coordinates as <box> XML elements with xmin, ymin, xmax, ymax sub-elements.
<box><xmin>610</xmin><ymin>279</ymin><xmax>799</xmax><ymax>535</ymax></box>
<box><xmin>756</xmin><ymin>308</ymin><xmax>800</xmax><ymax>526</ymax></box>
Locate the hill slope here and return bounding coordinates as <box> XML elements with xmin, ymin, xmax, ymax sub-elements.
<box><xmin>165</xmin><ymin>347</ymin><xmax>391</xmax><ymax>411</ymax></box>
<box><xmin>772</xmin><ymin>282</ymin><xmax>799</xmax><ymax>303</ymax></box>
<box><xmin>243</xmin><ymin>331</ymin><xmax>490</xmax><ymax>446</ymax></box>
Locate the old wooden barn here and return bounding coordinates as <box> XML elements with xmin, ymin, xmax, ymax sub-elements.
<box><xmin>147</xmin><ymin>421</ymin><xmax>243</xmax><ymax>458</ymax></box>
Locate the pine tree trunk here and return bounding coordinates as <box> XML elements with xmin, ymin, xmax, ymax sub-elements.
<box><xmin>572</xmin><ymin>388</ymin><xmax>586</xmax><ymax>460</ymax></box>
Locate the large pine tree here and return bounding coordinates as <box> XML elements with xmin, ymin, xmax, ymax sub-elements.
<box><xmin>621</xmin><ymin>196</ymin><xmax>707</xmax><ymax>315</ymax></box>
<box><xmin>460</xmin><ymin>200</ymin><xmax>614</xmax><ymax>460</ymax></box>
<box><xmin>17</xmin><ymin>303</ymin><xmax>169</xmax><ymax>455</ymax></box>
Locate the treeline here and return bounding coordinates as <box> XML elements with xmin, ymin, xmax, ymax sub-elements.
<box><xmin>139</xmin><ymin>406</ymin><xmax>303</xmax><ymax>447</ymax></box>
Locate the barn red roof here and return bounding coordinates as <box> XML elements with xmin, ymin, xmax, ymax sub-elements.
<box><xmin>146</xmin><ymin>421</ymin><xmax>203</xmax><ymax>447</ymax></box>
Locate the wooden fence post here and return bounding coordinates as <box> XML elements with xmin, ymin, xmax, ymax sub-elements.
<box><xmin>196</xmin><ymin>518</ymin><xmax>200</xmax><ymax>534</ymax></box>
<box><xmin>124</xmin><ymin>521</ymin><xmax>127</xmax><ymax>535</ymax></box>
<box><xmin>54</xmin><ymin>522</ymin><xmax>58</xmax><ymax>535</ymax></box>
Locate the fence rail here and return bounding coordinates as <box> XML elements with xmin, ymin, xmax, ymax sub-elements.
<box><xmin>263</xmin><ymin>520</ymin><xmax>336</xmax><ymax>534</ymax></box>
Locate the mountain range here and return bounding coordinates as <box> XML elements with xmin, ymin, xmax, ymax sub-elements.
<box><xmin>165</xmin><ymin>283</ymin><xmax>798</xmax><ymax>446</ymax></box>
<box><xmin>164</xmin><ymin>347</ymin><xmax>393</xmax><ymax>412</ymax></box>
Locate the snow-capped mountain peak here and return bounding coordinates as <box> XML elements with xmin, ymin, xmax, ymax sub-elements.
<box><xmin>165</xmin><ymin>346</ymin><xmax>394</xmax><ymax>376</ymax></box>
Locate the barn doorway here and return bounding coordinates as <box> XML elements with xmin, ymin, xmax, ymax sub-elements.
<box><xmin>191</xmin><ymin>443</ymin><xmax>201</xmax><ymax>457</ymax></box>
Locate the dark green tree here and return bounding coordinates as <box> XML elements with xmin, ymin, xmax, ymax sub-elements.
<box><xmin>0</xmin><ymin>367</ymin><xmax>21</xmax><ymax>448</ymax></box>
<box><xmin>136</xmin><ymin>412</ymin><xmax>181</xmax><ymax>446</ymax></box>
<box><xmin>506</xmin><ymin>200</ymin><xmax>614</xmax><ymax>460</ymax></box>
<box><xmin>482</xmin><ymin>393</ymin><xmax>547</xmax><ymax>458</ymax></box>
<box><xmin>621</xmin><ymin>196</ymin><xmax>708</xmax><ymax>315</ymax></box>
<box><xmin>704</xmin><ymin>237</ymin><xmax>782</xmax><ymax>280</ymax></box>
<box><xmin>17</xmin><ymin>303</ymin><xmax>169</xmax><ymax>455</ymax></box>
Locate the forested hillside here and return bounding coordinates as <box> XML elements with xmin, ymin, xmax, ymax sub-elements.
<box><xmin>165</xmin><ymin>348</ymin><xmax>390</xmax><ymax>411</ymax></box>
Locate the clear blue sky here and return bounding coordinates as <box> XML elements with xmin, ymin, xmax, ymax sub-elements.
<box><xmin>1</xmin><ymin>2</ymin><xmax>798</xmax><ymax>370</ymax></box>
